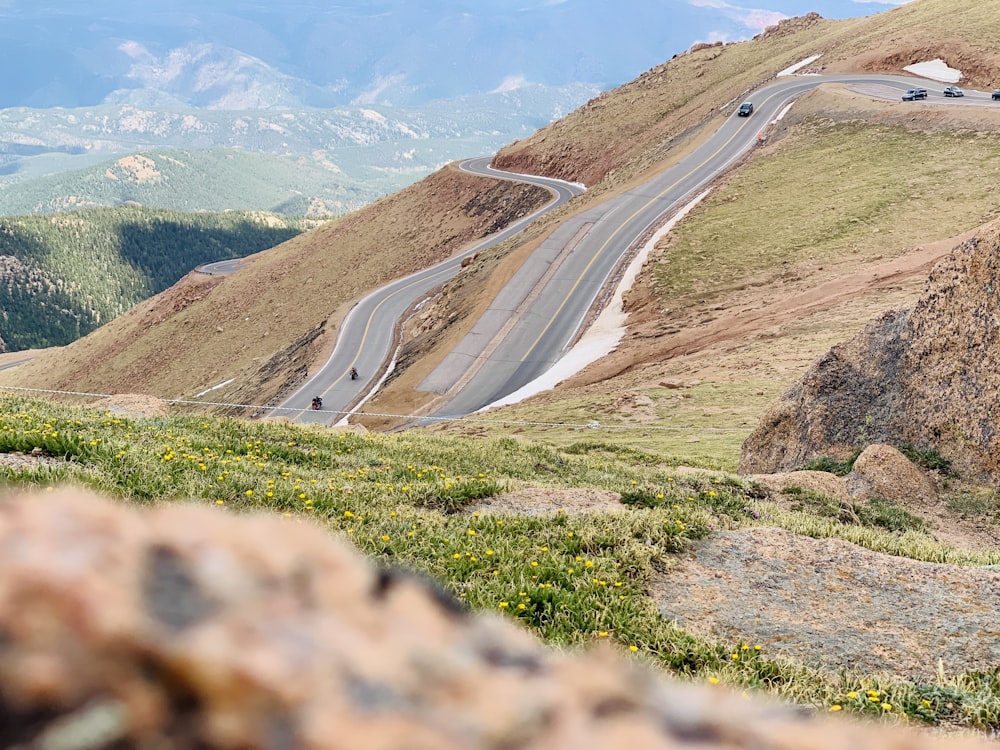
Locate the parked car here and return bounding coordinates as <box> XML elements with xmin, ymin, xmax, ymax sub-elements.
<box><xmin>901</xmin><ymin>88</ymin><xmax>928</xmax><ymax>101</ymax></box>
<box><xmin>737</xmin><ymin>101</ymin><xmax>754</xmax><ymax>117</ymax></box>
<box><xmin>943</xmin><ymin>85</ymin><xmax>964</xmax><ymax>97</ymax></box>
<box><xmin>992</xmin><ymin>89</ymin><xmax>1000</xmax><ymax>101</ymax></box>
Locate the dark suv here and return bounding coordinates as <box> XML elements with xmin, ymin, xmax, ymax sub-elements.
<box><xmin>737</xmin><ymin>102</ymin><xmax>754</xmax><ymax>117</ymax></box>
<box><xmin>993</xmin><ymin>89</ymin><xmax>1000</xmax><ymax>101</ymax></box>
<box><xmin>901</xmin><ymin>88</ymin><xmax>928</xmax><ymax>101</ymax></box>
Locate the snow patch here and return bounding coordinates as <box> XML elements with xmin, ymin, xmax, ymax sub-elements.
<box><xmin>777</xmin><ymin>54</ymin><xmax>821</xmax><ymax>77</ymax></box>
<box><xmin>196</xmin><ymin>379</ymin><xmax>234</xmax><ymax>398</ymax></box>
<box><xmin>903</xmin><ymin>59</ymin><xmax>962</xmax><ymax>83</ymax></box>
<box><xmin>773</xmin><ymin>102</ymin><xmax>795</xmax><ymax>122</ymax></box>
<box><xmin>492</xmin><ymin>75</ymin><xmax>528</xmax><ymax>93</ymax></box>
<box><xmin>481</xmin><ymin>189</ymin><xmax>713</xmax><ymax>411</ymax></box>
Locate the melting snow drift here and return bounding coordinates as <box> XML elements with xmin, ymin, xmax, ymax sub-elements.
<box><xmin>903</xmin><ymin>59</ymin><xmax>962</xmax><ymax>83</ymax></box>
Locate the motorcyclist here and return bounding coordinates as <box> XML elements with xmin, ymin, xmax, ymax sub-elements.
<box><xmin>311</xmin><ymin>396</ymin><xmax>323</xmax><ymax>410</ymax></box>
<box><xmin>350</xmin><ymin>367</ymin><xmax>358</xmax><ymax>380</ymax></box>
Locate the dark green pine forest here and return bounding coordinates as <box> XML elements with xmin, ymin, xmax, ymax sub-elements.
<box><xmin>0</xmin><ymin>207</ymin><xmax>313</xmax><ymax>351</ymax></box>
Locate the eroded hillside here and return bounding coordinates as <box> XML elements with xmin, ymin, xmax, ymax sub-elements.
<box><xmin>2</xmin><ymin>167</ymin><xmax>549</xmax><ymax>407</ymax></box>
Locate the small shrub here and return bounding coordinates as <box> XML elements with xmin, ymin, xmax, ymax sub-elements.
<box><xmin>415</xmin><ymin>477</ymin><xmax>506</xmax><ymax>513</ymax></box>
<box><xmin>898</xmin><ymin>442</ymin><xmax>954</xmax><ymax>476</ymax></box>
<box><xmin>797</xmin><ymin>453</ymin><xmax>859</xmax><ymax>476</ymax></box>
<box><xmin>854</xmin><ymin>497</ymin><xmax>925</xmax><ymax>534</ymax></box>
<box><xmin>783</xmin><ymin>486</ymin><xmax>842</xmax><ymax>518</ymax></box>
<box><xmin>945</xmin><ymin>489</ymin><xmax>1000</xmax><ymax>519</ymax></box>
<box><xmin>620</xmin><ymin>486</ymin><xmax>667</xmax><ymax>507</ymax></box>
<box><xmin>784</xmin><ymin>488</ymin><xmax>924</xmax><ymax>533</ymax></box>
<box><xmin>563</xmin><ymin>441</ymin><xmax>660</xmax><ymax>464</ymax></box>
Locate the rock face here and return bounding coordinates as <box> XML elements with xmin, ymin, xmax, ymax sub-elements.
<box><xmin>740</xmin><ymin>227</ymin><xmax>1000</xmax><ymax>483</ymax></box>
<box><xmin>0</xmin><ymin>488</ymin><xmax>992</xmax><ymax>750</ymax></box>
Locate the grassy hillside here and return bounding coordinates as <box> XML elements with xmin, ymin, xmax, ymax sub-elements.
<box><xmin>2</xmin><ymin>394</ymin><xmax>998</xmax><ymax>731</ymax></box>
<box><xmin>0</xmin><ymin>206</ymin><xmax>311</xmax><ymax>351</ymax></box>
<box><xmin>0</xmin><ymin>167</ymin><xmax>551</xmax><ymax>404</ymax></box>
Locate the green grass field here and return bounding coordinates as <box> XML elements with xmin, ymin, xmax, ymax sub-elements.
<box><xmin>3</xmin><ymin>393</ymin><xmax>999</xmax><ymax>732</ymax></box>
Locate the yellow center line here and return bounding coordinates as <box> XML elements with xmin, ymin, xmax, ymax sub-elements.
<box><xmin>519</xmin><ymin>87</ymin><xmax>789</xmax><ymax>361</ymax></box>
<box><xmin>316</xmin><ymin>263</ymin><xmax>457</xmax><ymax>399</ymax></box>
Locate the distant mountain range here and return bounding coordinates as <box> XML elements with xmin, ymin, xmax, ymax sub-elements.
<box><xmin>0</xmin><ymin>0</ymin><xmax>906</xmax><ymax>216</ymax></box>
<box><xmin>0</xmin><ymin>83</ymin><xmax>598</xmax><ymax>215</ymax></box>
<box><xmin>0</xmin><ymin>1</ymin><xmax>906</xmax><ymax>110</ymax></box>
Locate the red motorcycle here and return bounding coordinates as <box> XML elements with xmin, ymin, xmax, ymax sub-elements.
<box><xmin>310</xmin><ymin>397</ymin><xmax>323</xmax><ymax>410</ymax></box>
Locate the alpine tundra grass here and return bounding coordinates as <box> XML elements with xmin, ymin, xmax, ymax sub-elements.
<box><xmin>2</xmin><ymin>393</ymin><xmax>999</xmax><ymax>731</ymax></box>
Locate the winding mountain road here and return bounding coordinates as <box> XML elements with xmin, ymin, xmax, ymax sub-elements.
<box><xmin>276</xmin><ymin>73</ymin><xmax>992</xmax><ymax>424</ymax></box>
<box><xmin>274</xmin><ymin>158</ymin><xmax>583</xmax><ymax>423</ymax></box>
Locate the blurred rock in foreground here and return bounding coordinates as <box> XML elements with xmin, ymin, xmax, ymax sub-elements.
<box><xmin>0</xmin><ymin>488</ymin><xmax>990</xmax><ymax>749</ymax></box>
<box><xmin>741</xmin><ymin>224</ymin><xmax>1000</xmax><ymax>483</ymax></box>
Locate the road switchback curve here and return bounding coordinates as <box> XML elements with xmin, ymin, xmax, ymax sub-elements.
<box><xmin>275</xmin><ymin>73</ymin><xmax>993</xmax><ymax>424</ymax></box>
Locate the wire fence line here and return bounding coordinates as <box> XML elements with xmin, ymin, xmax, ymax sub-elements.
<box><xmin>0</xmin><ymin>385</ymin><xmax>748</xmax><ymax>433</ymax></box>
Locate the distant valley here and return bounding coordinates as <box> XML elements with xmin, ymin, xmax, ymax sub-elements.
<box><xmin>0</xmin><ymin>84</ymin><xmax>597</xmax><ymax>215</ymax></box>
<box><xmin>0</xmin><ymin>1</ymin><xmax>895</xmax><ymax>215</ymax></box>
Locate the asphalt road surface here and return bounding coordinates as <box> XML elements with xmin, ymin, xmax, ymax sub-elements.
<box><xmin>274</xmin><ymin>73</ymin><xmax>994</xmax><ymax>424</ymax></box>
<box><xmin>196</xmin><ymin>257</ymin><xmax>253</xmax><ymax>276</ymax></box>
<box><xmin>421</xmin><ymin>74</ymin><xmax>989</xmax><ymax>418</ymax></box>
<box><xmin>272</xmin><ymin>158</ymin><xmax>583</xmax><ymax>423</ymax></box>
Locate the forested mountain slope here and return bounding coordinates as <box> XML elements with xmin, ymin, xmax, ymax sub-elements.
<box><xmin>0</xmin><ymin>207</ymin><xmax>311</xmax><ymax>351</ymax></box>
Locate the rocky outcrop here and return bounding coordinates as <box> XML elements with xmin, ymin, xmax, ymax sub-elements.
<box><xmin>749</xmin><ymin>446</ymin><xmax>938</xmax><ymax>507</ymax></box>
<box><xmin>846</xmin><ymin>444</ymin><xmax>939</xmax><ymax>506</ymax></box>
<box><xmin>0</xmin><ymin>488</ymin><xmax>992</xmax><ymax>750</ymax></box>
<box><xmin>740</xmin><ymin>225</ymin><xmax>1000</xmax><ymax>483</ymax></box>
